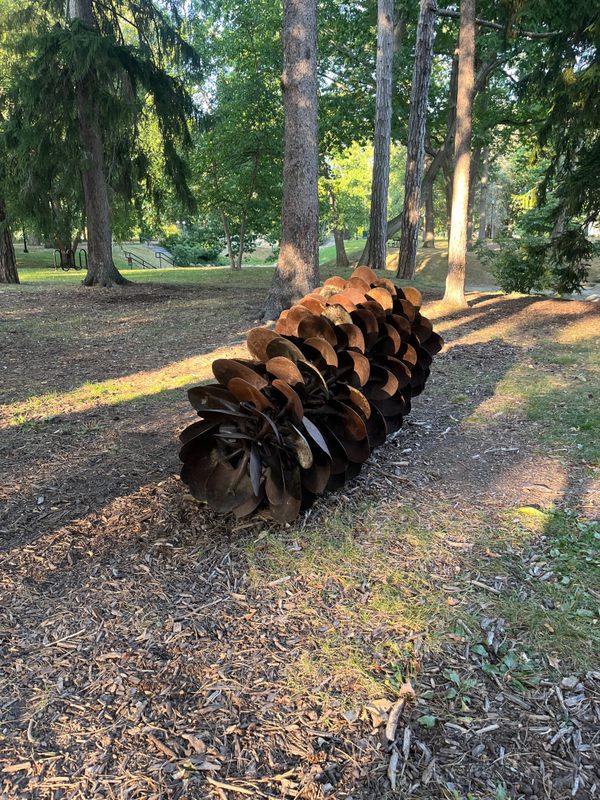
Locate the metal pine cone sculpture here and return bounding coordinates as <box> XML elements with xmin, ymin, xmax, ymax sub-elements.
<box><xmin>179</xmin><ymin>267</ymin><xmax>443</xmax><ymax>523</ymax></box>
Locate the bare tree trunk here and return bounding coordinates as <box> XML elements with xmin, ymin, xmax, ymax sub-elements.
<box><xmin>374</xmin><ymin>53</ymin><xmax>496</xmax><ymax>247</ymax></box>
<box><xmin>221</xmin><ymin>210</ymin><xmax>236</xmax><ymax>270</ymax></box>
<box><xmin>236</xmin><ymin>148</ymin><xmax>261</xmax><ymax>270</ymax></box>
<box><xmin>358</xmin><ymin>0</ymin><xmax>394</xmax><ymax>271</ymax></box>
<box><xmin>0</xmin><ymin>197</ymin><xmax>19</xmax><ymax>284</ymax></box>
<box><xmin>236</xmin><ymin>212</ymin><xmax>247</xmax><ymax>271</ymax></box>
<box><xmin>333</xmin><ymin>228</ymin><xmax>350</xmax><ymax>268</ymax></box>
<box><xmin>443</xmin><ymin>162</ymin><xmax>453</xmax><ymax>240</ymax></box>
<box><xmin>72</xmin><ymin>0</ymin><xmax>127</xmax><ymax>287</ymax></box>
<box><xmin>423</xmin><ymin>176</ymin><xmax>435</xmax><ymax>248</ymax></box>
<box><xmin>466</xmin><ymin>145</ymin><xmax>480</xmax><ymax>249</ymax></box>
<box><xmin>477</xmin><ymin>144</ymin><xmax>489</xmax><ymax>240</ymax></box>
<box><xmin>262</xmin><ymin>0</ymin><xmax>319</xmax><ymax>319</ymax></box>
<box><xmin>444</xmin><ymin>0</ymin><xmax>476</xmax><ymax>307</ymax></box>
<box><xmin>397</xmin><ymin>0</ymin><xmax>437</xmax><ymax>279</ymax></box>
<box><xmin>443</xmin><ymin>50</ymin><xmax>459</xmax><ymax>242</ymax></box>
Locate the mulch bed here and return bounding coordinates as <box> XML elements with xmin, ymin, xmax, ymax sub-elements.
<box><xmin>1</xmin><ymin>286</ymin><xmax>599</xmax><ymax>798</ymax></box>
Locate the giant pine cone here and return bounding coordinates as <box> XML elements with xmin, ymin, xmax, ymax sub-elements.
<box><xmin>179</xmin><ymin>267</ymin><xmax>443</xmax><ymax>523</ymax></box>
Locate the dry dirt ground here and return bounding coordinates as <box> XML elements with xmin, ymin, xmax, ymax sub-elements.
<box><xmin>1</xmin><ymin>283</ymin><xmax>599</xmax><ymax>800</ymax></box>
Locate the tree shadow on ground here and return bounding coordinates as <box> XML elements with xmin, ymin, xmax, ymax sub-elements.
<box><xmin>1</xmin><ymin>293</ymin><xmax>598</xmax><ymax>800</ymax></box>
<box><xmin>0</xmin><ymin>283</ymin><xmax>266</xmax><ymax>404</ymax></box>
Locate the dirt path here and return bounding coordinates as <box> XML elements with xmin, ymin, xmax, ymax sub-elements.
<box><xmin>1</xmin><ymin>286</ymin><xmax>599</xmax><ymax>799</ymax></box>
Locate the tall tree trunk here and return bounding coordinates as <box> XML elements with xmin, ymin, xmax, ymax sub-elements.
<box><xmin>72</xmin><ymin>0</ymin><xmax>127</xmax><ymax>287</ymax></box>
<box><xmin>236</xmin><ymin>211</ymin><xmax>247</xmax><ymax>271</ymax></box>
<box><xmin>466</xmin><ymin>145</ymin><xmax>480</xmax><ymax>249</ymax></box>
<box><xmin>236</xmin><ymin>148</ymin><xmax>261</xmax><ymax>270</ymax></box>
<box><xmin>477</xmin><ymin>144</ymin><xmax>489</xmax><ymax>240</ymax></box>
<box><xmin>443</xmin><ymin>161</ymin><xmax>453</xmax><ymax>240</ymax></box>
<box><xmin>422</xmin><ymin>175</ymin><xmax>435</xmax><ymax>247</ymax></box>
<box><xmin>0</xmin><ymin>197</ymin><xmax>19</xmax><ymax>284</ymax></box>
<box><xmin>221</xmin><ymin>210</ymin><xmax>236</xmax><ymax>270</ymax></box>
<box><xmin>262</xmin><ymin>0</ymin><xmax>319</xmax><ymax>319</ymax></box>
<box><xmin>396</xmin><ymin>0</ymin><xmax>437</xmax><ymax>279</ymax></box>
<box><xmin>333</xmin><ymin>228</ymin><xmax>350</xmax><ymax>268</ymax></box>
<box><xmin>443</xmin><ymin>0</ymin><xmax>476</xmax><ymax>307</ymax></box>
<box><xmin>442</xmin><ymin>51</ymin><xmax>459</xmax><ymax>242</ymax></box>
<box><xmin>22</xmin><ymin>229</ymin><xmax>28</xmax><ymax>253</ymax></box>
<box><xmin>358</xmin><ymin>0</ymin><xmax>394</xmax><ymax>270</ymax></box>
<box><xmin>375</xmin><ymin>53</ymin><xmax>495</xmax><ymax>246</ymax></box>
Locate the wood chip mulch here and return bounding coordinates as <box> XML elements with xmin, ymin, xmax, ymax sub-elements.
<box><xmin>1</xmin><ymin>288</ymin><xmax>599</xmax><ymax>799</ymax></box>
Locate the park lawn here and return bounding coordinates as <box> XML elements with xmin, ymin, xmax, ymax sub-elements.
<box><xmin>319</xmin><ymin>237</ymin><xmax>497</xmax><ymax>287</ymax></box>
<box><xmin>13</xmin><ymin>238</ymin><xmax>498</xmax><ymax>290</ymax></box>
<box><xmin>0</xmin><ymin>279</ymin><xmax>598</xmax><ymax>799</ymax></box>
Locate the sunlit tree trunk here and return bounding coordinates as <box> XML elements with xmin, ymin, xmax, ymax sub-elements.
<box><xmin>444</xmin><ymin>0</ymin><xmax>476</xmax><ymax>307</ymax></box>
<box><xmin>397</xmin><ymin>0</ymin><xmax>437</xmax><ymax>279</ymax></box>
<box><xmin>0</xmin><ymin>196</ymin><xmax>19</xmax><ymax>284</ymax></box>
<box><xmin>443</xmin><ymin>50</ymin><xmax>459</xmax><ymax>242</ymax></box>
<box><xmin>477</xmin><ymin>144</ymin><xmax>489</xmax><ymax>240</ymax></box>
<box><xmin>443</xmin><ymin>162</ymin><xmax>453</xmax><ymax>240</ymax></box>
<box><xmin>262</xmin><ymin>0</ymin><xmax>319</xmax><ymax>319</ymax></box>
<box><xmin>466</xmin><ymin>145</ymin><xmax>480</xmax><ymax>249</ymax></box>
<box><xmin>358</xmin><ymin>0</ymin><xmax>394</xmax><ymax>271</ymax></box>
<box><xmin>71</xmin><ymin>0</ymin><xmax>128</xmax><ymax>286</ymax></box>
<box><xmin>422</xmin><ymin>161</ymin><xmax>435</xmax><ymax>248</ymax></box>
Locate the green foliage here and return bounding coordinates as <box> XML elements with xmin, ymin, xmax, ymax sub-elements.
<box><xmin>516</xmin><ymin>0</ymin><xmax>600</xmax><ymax>224</ymax></box>
<box><xmin>189</xmin><ymin>0</ymin><xmax>283</xmax><ymax>249</ymax></box>
<box><xmin>160</xmin><ymin>221</ymin><xmax>223</xmax><ymax>265</ymax></box>
<box><xmin>0</xmin><ymin>0</ymin><xmax>200</xmax><ymax>243</ymax></box>
<box><xmin>479</xmin><ymin>197</ymin><xmax>593</xmax><ymax>294</ymax></box>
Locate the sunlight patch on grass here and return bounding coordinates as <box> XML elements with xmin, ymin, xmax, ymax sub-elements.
<box><xmin>245</xmin><ymin>503</ymin><xmax>515</xmax><ymax>700</ymax></box>
<box><xmin>1</xmin><ymin>342</ymin><xmax>248</xmax><ymax>428</ymax></box>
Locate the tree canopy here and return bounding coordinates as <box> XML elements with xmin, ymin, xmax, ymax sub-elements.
<box><xmin>0</xmin><ymin>0</ymin><xmax>597</xmax><ymax>293</ymax></box>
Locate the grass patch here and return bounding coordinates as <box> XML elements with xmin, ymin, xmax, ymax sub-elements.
<box><xmin>11</xmin><ymin>238</ymin><xmax>497</xmax><ymax>290</ymax></box>
<box><xmin>246</xmin><ymin>503</ymin><xmax>452</xmax><ymax>698</ymax></box>
<box><xmin>487</xmin><ymin>511</ymin><xmax>600</xmax><ymax>669</ymax></box>
<box><xmin>493</xmin><ymin>337</ymin><xmax>599</xmax><ymax>464</ymax></box>
<box><xmin>245</xmin><ymin>477</ymin><xmax>598</xmax><ymax>703</ymax></box>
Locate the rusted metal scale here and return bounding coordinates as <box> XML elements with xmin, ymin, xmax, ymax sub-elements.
<box><xmin>179</xmin><ymin>268</ymin><xmax>443</xmax><ymax>523</ymax></box>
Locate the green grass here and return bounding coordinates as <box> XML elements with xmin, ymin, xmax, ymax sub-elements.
<box><xmin>246</xmin><ymin>503</ymin><xmax>450</xmax><ymax>697</ymax></box>
<box><xmin>489</xmin><ymin>511</ymin><xmax>600</xmax><ymax>668</ymax></box>
<box><xmin>492</xmin><ymin>336</ymin><xmax>599</xmax><ymax>464</ymax></box>
<box><xmin>10</xmin><ymin>238</ymin><xmax>497</xmax><ymax>290</ymax></box>
<box><xmin>241</xmin><ymin>304</ymin><xmax>600</xmax><ymax>699</ymax></box>
<box><xmin>319</xmin><ymin>238</ymin><xmax>366</xmax><ymax>266</ymax></box>
<box><xmin>13</xmin><ymin>263</ymin><xmax>276</xmax><ymax>288</ymax></box>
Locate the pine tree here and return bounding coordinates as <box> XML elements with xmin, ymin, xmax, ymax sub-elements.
<box><xmin>5</xmin><ymin>0</ymin><xmax>200</xmax><ymax>287</ymax></box>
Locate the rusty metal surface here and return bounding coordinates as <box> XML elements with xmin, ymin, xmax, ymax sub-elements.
<box><xmin>179</xmin><ymin>269</ymin><xmax>443</xmax><ymax>523</ymax></box>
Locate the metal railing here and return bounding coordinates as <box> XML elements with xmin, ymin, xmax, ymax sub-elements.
<box><xmin>125</xmin><ymin>251</ymin><xmax>159</xmax><ymax>269</ymax></box>
<box><xmin>155</xmin><ymin>251</ymin><xmax>175</xmax><ymax>268</ymax></box>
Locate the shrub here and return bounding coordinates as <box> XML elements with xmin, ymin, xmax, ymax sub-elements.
<box><xmin>479</xmin><ymin>221</ymin><xmax>592</xmax><ymax>296</ymax></box>
<box><xmin>160</xmin><ymin>221</ymin><xmax>223</xmax><ymax>266</ymax></box>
